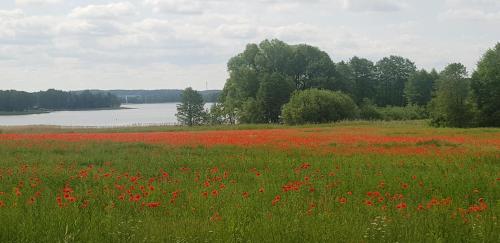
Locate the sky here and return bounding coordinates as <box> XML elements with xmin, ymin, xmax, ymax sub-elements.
<box><xmin>1</xmin><ymin>0</ymin><xmax>499</xmax><ymax>91</ymax></box>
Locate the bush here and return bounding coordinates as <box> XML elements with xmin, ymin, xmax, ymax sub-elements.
<box><xmin>239</xmin><ymin>98</ymin><xmax>265</xmax><ymax>124</ymax></box>
<box><xmin>359</xmin><ymin>99</ymin><xmax>383</xmax><ymax>120</ymax></box>
<box><xmin>282</xmin><ymin>89</ymin><xmax>358</xmax><ymax>125</ymax></box>
<box><xmin>378</xmin><ymin>105</ymin><xmax>428</xmax><ymax>121</ymax></box>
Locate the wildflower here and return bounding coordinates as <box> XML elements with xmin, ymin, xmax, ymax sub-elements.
<box><xmin>0</xmin><ymin>200</ymin><xmax>4</xmax><ymax>207</ymax></box>
<box><xmin>204</xmin><ymin>181</ymin><xmax>211</xmax><ymax>188</ymax></box>
<box><xmin>300</xmin><ymin>163</ymin><xmax>311</xmax><ymax>169</ymax></box>
<box><xmin>210</xmin><ymin>212</ymin><xmax>222</xmax><ymax>222</ymax></box>
<box><xmin>146</xmin><ymin>202</ymin><xmax>161</xmax><ymax>208</ymax></box>
<box><xmin>210</xmin><ymin>167</ymin><xmax>219</xmax><ymax>174</ymax></box>
<box><xmin>259</xmin><ymin>187</ymin><xmax>265</xmax><ymax>193</ymax></box>
<box><xmin>129</xmin><ymin>194</ymin><xmax>141</xmax><ymax>202</ymax></box>
<box><xmin>401</xmin><ymin>183</ymin><xmax>409</xmax><ymax>189</ymax></box>
<box><xmin>15</xmin><ymin>187</ymin><xmax>22</xmax><ymax>196</ymax></box>
<box><xmin>396</xmin><ymin>202</ymin><xmax>407</xmax><ymax>210</ymax></box>
<box><xmin>81</xmin><ymin>200</ymin><xmax>90</xmax><ymax>208</ymax></box>
<box><xmin>27</xmin><ymin>197</ymin><xmax>36</xmax><ymax>205</ymax></box>
<box><xmin>211</xmin><ymin>189</ymin><xmax>219</xmax><ymax>197</ymax></box>
<box><xmin>242</xmin><ymin>192</ymin><xmax>249</xmax><ymax>198</ymax></box>
<box><xmin>272</xmin><ymin>195</ymin><xmax>281</xmax><ymax>206</ymax></box>
<box><xmin>339</xmin><ymin>197</ymin><xmax>347</xmax><ymax>204</ymax></box>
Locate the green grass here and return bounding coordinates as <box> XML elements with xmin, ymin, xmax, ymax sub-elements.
<box><xmin>1</xmin><ymin>120</ymin><xmax>428</xmax><ymax>134</ymax></box>
<box><xmin>0</xmin><ymin>123</ymin><xmax>499</xmax><ymax>242</ymax></box>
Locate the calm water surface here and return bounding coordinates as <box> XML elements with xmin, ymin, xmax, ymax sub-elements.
<box><xmin>0</xmin><ymin>103</ymin><xmax>213</xmax><ymax>127</ymax></box>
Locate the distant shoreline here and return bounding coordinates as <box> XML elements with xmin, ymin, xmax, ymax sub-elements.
<box><xmin>0</xmin><ymin>106</ymin><xmax>132</xmax><ymax>116</ymax></box>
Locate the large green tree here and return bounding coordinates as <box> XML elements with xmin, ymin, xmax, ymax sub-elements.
<box><xmin>289</xmin><ymin>44</ymin><xmax>338</xmax><ymax>91</ymax></box>
<box><xmin>375</xmin><ymin>56</ymin><xmax>416</xmax><ymax>106</ymax></box>
<box><xmin>471</xmin><ymin>43</ymin><xmax>500</xmax><ymax>126</ymax></box>
<box><xmin>404</xmin><ymin>69</ymin><xmax>438</xmax><ymax>106</ymax></box>
<box><xmin>429</xmin><ymin>63</ymin><xmax>473</xmax><ymax>127</ymax></box>
<box><xmin>349</xmin><ymin>57</ymin><xmax>377</xmax><ymax>104</ymax></box>
<box><xmin>176</xmin><ymin>87</ymin><xmax>206</xmax><ymax>126</ymax></box>
<box><xmin>257</xmin><ymin>73</ymin><xmax>294</xmax><ymax>123</ymax></box>
<box><xmin>220</xmin><ymin>39</ymin><xmax>343</xmax><ymax>123</ymax></box>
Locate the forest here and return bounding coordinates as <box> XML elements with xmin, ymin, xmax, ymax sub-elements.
<box><xmin>205</xmin><ymin>39</ymin><xmax>500</xmax><ymax>127</ymax></box>
<box><xmin>0</xmin><ymin>89</ymin><xmax>121</xmax><ymax>112</ymax></box>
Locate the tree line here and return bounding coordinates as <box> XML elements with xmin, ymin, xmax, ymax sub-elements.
<box><xmin>0</xmin><ymin>89</ymin><xmax>121</xmax><ymax>112</ymax></box>
<box><xmin>177</xmin><ymin>40</ymin><xmax>500</xmax><ymax>127</ymax></box>
<box><xmin>90</xmin><ymin>89</ymin><xmax>221</xmax><ymax>104</ymax></box>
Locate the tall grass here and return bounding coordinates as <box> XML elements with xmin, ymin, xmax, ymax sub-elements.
<box><xmin>0</xmin><ymin>132</ymin><xmax>498</xmax><ymax>242</ymax></box>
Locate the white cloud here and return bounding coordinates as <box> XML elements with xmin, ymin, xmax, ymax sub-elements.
<box><xmin>69</xmin><ymin>2</ymin><xmax>136</xmax><ymax>19</ymax></box>
<box><xmin>0</xmin><ymin>0</ymin><xmax>499</xmax><ymax>91</ymax></box>
<box><xmin>441</xmin><ymin>0</ymin><xmax>500</xmax><ymax>22</ymax></box>
<box><xmin>342</xmin><ymin>0</ymin><xmax>405</xmax><ymax>12</ymax></box>
<box><xmin>144</xmin><ymin>0</ymin><xmax>205</xmax><ymax>14</ymax></box>
<box><xmin>440</xmin><ymin>8</ymin><xmax>500</xmax><ymax>22</ymax></box>
<box><xmin>15</xmin><ymin>0</ymin><xmax>63</xmax><ymax>6</ymax></box>
<box><xmin>0</xmin><ymin>9</ymin><xmax>24</xmax><ymax>18</ymax></box>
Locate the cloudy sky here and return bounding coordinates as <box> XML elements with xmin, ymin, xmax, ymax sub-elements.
<box><xmin>1</xmin><ymin>0</ymin><xmax>499</xmax><ymax>91</ymax></box>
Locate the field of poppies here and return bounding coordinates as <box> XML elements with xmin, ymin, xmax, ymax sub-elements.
<box><xmin>0</xmin><ymin>122</ymin><xmax>498</xmax><ymax>242</ymax></box>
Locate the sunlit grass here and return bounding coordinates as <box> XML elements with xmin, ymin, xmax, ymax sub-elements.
<box><xmin>0</xmin><ymin>122</ymin><xmax>498</xmax><ymax>242</ymax></box>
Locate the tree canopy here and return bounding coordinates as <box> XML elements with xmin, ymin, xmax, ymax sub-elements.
<box><xmin>0</xmin><ymin>89</ymin><xmax>120</xmax><ymax>112</ymax></box>
<box><xmin>471</xmin><ymin>43</ymin><xmax>500</xmax><ymax>126</ymax></box>
<box><xmin>221</xmin><ymin>39</ymin><xmax>343</xmax><ymax>123</ymax></box>
<box><xmin>375</xmin><ymin>56</ymin><xmax>416</xmax><ymax>107</ymax></box>
<box><xmin>176</xmin><ymin>87</ymin><xmax>206</xmax><ymax>126</ymax></box>
<box><xmin>429</xmin><ymin>63</ymin><xmax>473</xmax><ymax>127</ymax></box>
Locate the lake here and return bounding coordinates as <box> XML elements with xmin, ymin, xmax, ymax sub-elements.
<box><xmin>0</xmin><ymin>103</ymin><xmax>214</xmax><ymax>127</ymax></box>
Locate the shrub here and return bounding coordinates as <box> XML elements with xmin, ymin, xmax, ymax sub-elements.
<box><xmin>378</xmin><ymin>105</ymin><xmax>428</xmax><ymax>121</ymax></box>
<box><xmin>359</xmin><ymin>99</ymin><xmax>383</xmax><ymax>120</ymax></box>
<box><xmin>282</xmin><ymin>89</ymin><xmax>358</xmax><ymax>125</ymax></box>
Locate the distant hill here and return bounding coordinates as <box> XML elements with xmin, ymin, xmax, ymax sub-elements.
<box><xmin>86</xmin><ymin>89</ymin><xmax>222</xmax><ymax>104</ymax></box>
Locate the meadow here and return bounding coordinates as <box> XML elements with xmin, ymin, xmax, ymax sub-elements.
<box><xmin>0</xmin><ymin>121</ymin><xmax>498</xmax><ymax>242</ymax></box>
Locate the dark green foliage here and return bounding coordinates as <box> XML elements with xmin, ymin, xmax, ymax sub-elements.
<box><xmin>239</xmin><ymin>98</ymin><xmax>265</xmax><ymax>124</ymax></box>
<box><xmin>91</xmin><ymin>90</ymin><xmax>221</xmax><ymax>104</ymax></box>
<box><xmin>0</xmin><ymin>90</ymin><xmax>35</xmax><ymax>112</ymax></box>
<box><xmin>176</xmin><ymin>87</ymin><xmax>206</xmax><ymax>126</ymax></box>
<box><xmin>471</xmin><ymin>43</ymin><xmax>500</xmax><ymax>126</ymax></box>
<box><xmin>290</xmin><ymin>44</ymin><xmax>339</xmax><ymax>91</ymax></box>
<box><xmin>0</xmin><ymin>89</ymin><xmax>120</xmax><ymax>112</ymax></box>
<box><xmin>334</xmin><ymin>61</ymin><xmax>355</xmax><ymax>97</ymax></box>
<box><xmin>404</xmin><ymin>69</ymin><xmax>438</xmax><ymax>106</ymax></box>
<box><xmin>429</xmin><ymin>63</ymin><xmax>474</xmax><ymax>127</ymax></box>
<box><xmin>349</xmin><ymin>57</ymin><xmax>377</xmax><ymax>104</ymax></box>
<box><xmin>281</xmin><ymin>89</ymin><xmax>358</xmax><ymax>125</ymax></box>
<box><xmin>375</xmin><ymin>56</ymin><xmax>417</xmax><ymax>106</ymax></box>
<box><xmin>207</xmin><ymin>103</ymin><xmax>226</xmax><ymax>125</ymax></box>
<box><xmin>359</xmin><ymin>99</ymin><xmax>383</xmax><ymax>120</ymax></box>
<box><xmin>220</xmin><ymin>39</ymin><xmax>343</xmax><ymax>123</ymax></box>
<box><xmin>257</xmin><ymin>73</ymin><xmax>294</xmax><ymax>123</ymax></box>
<box><xmin>378</xmin><ymin>105</ymin><xmax>428</xmax><ymax>121</ymax></box>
